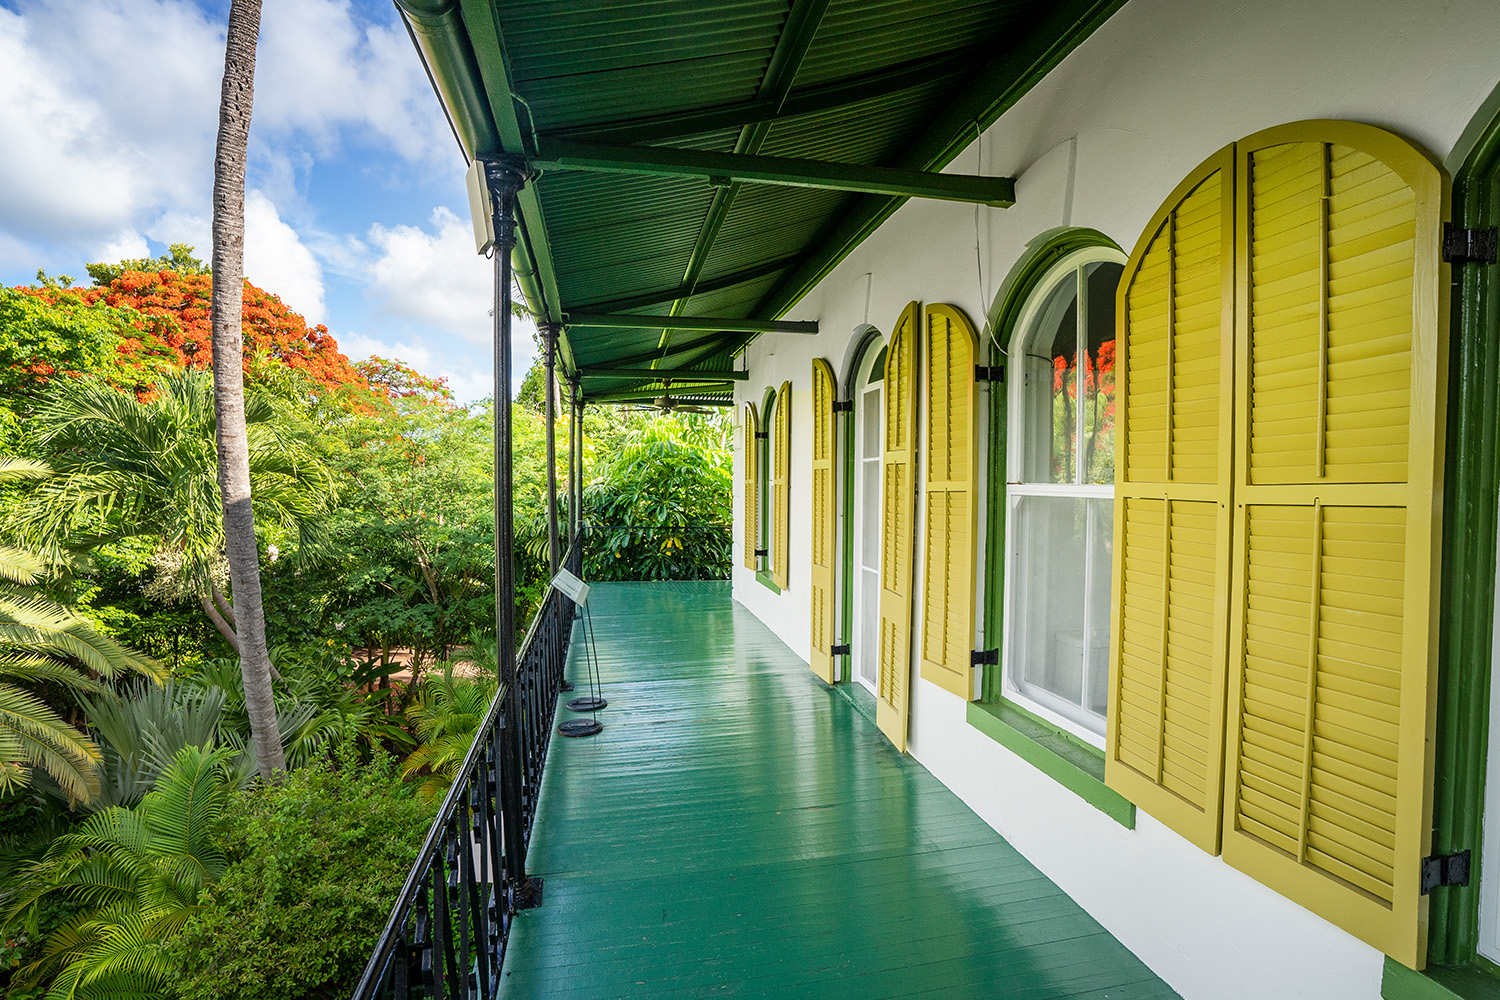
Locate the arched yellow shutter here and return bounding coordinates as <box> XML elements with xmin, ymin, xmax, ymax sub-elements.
<box><xmin>1221</xmin><ymin>121</ymin><xmax>1447</xmax><ymax>969</ymax></box>
<box><xmin>919</xmin><ymin>305</ymin><xmax>978</xmax><ymax>698</ymax></box>
<box><xmin>1105</xmin><ymin>147</ymin><xmax>1236</xmax><ymax>855</ymax></box>
<box><xmin>877</xmin><ymin>302</ymin><xmax>921</xmax><ymax>751</ymax></box>
<box><xmin>742</xmin><ymin>401</ymin><xmax>759</xmax><ymax>571</ymax></box>
<box><xmin>809</xmin><ymin>359</ymin><xmax>838</xmax><ymax>682</ymax></box>
<box><xmin>772</xmin><ymin>380</ymin><xmax>792</xmax><ymax>590</ymax></box>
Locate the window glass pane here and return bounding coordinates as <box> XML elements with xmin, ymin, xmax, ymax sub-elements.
<box><xmin>1084</xmin><ymin>496</ymin><xmax>1114</xmax><ymax>717</ymax></box>
<box><xmin>867</xmin><ymin>346</ymin><xmax>887</xmax><ymax>385</ymax></box>
<box><xmin>1010</xmin><ymin>494</ymin><xmax>1109</xmax><ymax>734</ymax></box>
<box><xmin>1018</xmin><ymin>272</ymin><xmax>1079</xmax><ymax>484</ymax></box>
<box><xmin>1082</xmin><ymin>261</ymin><xmax>1123</xmax><ymax>485</ymax></box>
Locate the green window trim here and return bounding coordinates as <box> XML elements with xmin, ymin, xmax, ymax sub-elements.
<box><xmin>967</xmin><ymin>700</ymin><xmax>1134</xmax><ymax>827</ymax></box>
<box><xmin>969</xmin><ymin>228</ymin><xmax>1130</xmax><ymax>816</ymax></box>
<box><xmin>1382</xmin><ymin>957</ymin><xmax>1500</xmax><ymax>1000</ymax></box>
<box><xmin>755</xmin><ymin>569</ymin><xmax>782</xmax><ymax>594</ymax></box>
<box><xmin>1427</xmin><ymin>99</ymin><xmax>1500</xmax><ymax>972</ymax></box>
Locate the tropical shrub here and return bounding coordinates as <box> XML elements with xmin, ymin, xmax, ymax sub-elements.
<box><xmin>401</xmin><ymin>663</ymin><xmax>497</xmax><ymax>804</ymax></box>
<box><xmin>167</xmin><ymin>748</ymin><xmax>431</xmax><ymax>1000</ymax></box>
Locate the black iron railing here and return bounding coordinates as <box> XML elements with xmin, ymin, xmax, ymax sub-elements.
<box><xmin>349</xmin><ymin>546</ymin><xmax>578</xmax><ymax>1000</ymax></box>
<box><xmin>579</xmin><ymin>522</ymin><xmax>731</xmax><ymax>581</ymax></box>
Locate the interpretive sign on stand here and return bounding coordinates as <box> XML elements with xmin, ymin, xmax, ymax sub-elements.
<box><xmin>555</xmin><ymin>569</ymin><xmax>604</xmax><ymax>736</ymax></box>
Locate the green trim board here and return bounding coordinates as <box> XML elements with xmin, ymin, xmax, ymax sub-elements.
<box><xmin>532</xmin><ymin>139</ymin><xmax>1018</xmax><ymax>207</ymax></box>
<box><xmin>967</xmin><ymin>700</ymin><xmax>1135</xmax><ymax>828</ymax></box>
<box><xmin>1427</xmin><ymin>103</ymin><xmax>1500</xmax><ymax>969</ymax></box>
<box><xmin>1383</xmin><ymin>958</ymin><xmax>1500</xmax><ymax>1000</ymax></box>
<box><xmin>756</xmin><ymin>569</ymin><xmax>782</xmax><ymax>594</ymax></box>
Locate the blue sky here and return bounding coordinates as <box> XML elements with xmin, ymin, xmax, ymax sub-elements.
<box><xmin>0</xmin><ymin>0</ymin><xmax>536</xmax><ymax>401</ymax></box>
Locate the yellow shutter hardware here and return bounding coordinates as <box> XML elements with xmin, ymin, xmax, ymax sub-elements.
<box><xmin>877</xmin><ymin>302</ymin><xmax>921</xmax><ymax>751</ymax></box>
<box><xmin>1221</xmin><ymin>120</ymin><xmax>1448</xmax><ymax>971</ymax></box>
<box><xmin>810</xmin><ymin>359</ymin><xmax>839</xmax><ymax>683</ymax></box>
<box><xmin>743</xmin><ymin>401</ymin><xmax>760</xmax><ymax>571</ymax></box>
<box><xmin>772</xmin><ymin>380</ymin><xmax>792</xmax><ymax>590</ymax></box>
<box><xmin>1106</xmin><ymin>144</ymin><xmax>1237</xmax><ymax>855</ymax></box>
<box><xmin>919</xmin><ymin>304</ymin><xmax>979</xmax><ymax>699</ymax></box>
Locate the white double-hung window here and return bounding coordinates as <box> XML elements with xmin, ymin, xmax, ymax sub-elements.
<box><xmin>1003</xmin><ymin>248</ymin><xmax>1125</xmax><ymax>739</ymax></box>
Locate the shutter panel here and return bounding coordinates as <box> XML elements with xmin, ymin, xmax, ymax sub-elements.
<box><xmin>1106</xmin><ymin>146</ymin><xmax>1236</xmax><ymax>854</ymax></box>
<box><xmin>1222</xmin><ymin>121</ymin><xmax>1448</xmax><ymax>969</ymax></box>
<box><xmin>772</xmin><ymin>380</ymin><xmax>792</xmax><ymax>590</ymax></box>
<box><xmin>919</xmin><ymin>305</ymin><xmax>979</xmax><ymax>698</ymax></box>
<box><xmin>810</xmin><ymin>359</ymin><xmax>838</xmax><ymax>683</ymax></box>
<box><xmin>877</xmin><ymin>302</ymin><xmax>921</xmax><ymax>751</ymax></box>
<box><xmin>742</xmin><ymin>402</ymin><xmax>759</xmax><ymax>571</ymax></box>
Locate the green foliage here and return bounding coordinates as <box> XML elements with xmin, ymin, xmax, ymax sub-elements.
<box><xmin>167</xmin><ymin>749</ymin><xmax>431</xmax><ymax>1000</ymax></box>
<box><xmin>83</xmin><ymin>244</ymin><xmax>209</xmax><ymax>288</ymax></box>
<box><xmin>11</xmin><ymin>372</ymin><xmax>333</xmax><ymax>600</ymax></box>
<box><xmin>0</xmin><ymin>459</ymin><xmax>162</xmax><ymax>805</ymax></box>
<box><xmin>580</xmin><ymin>414</ymin><xmax>732</xmax><ymax>581</ymax></box>
<box><xmin>5</xmin><ymin>746</ymin><xmax>236</xmax><ymax>999</ymax></box>
<box><xmin>400</xmin><ymin>663</ymin><xmax>496</xmax><ymax>804</ymax></box>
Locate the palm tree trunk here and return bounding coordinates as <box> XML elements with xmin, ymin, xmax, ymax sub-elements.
<box><xmin>210</xmin><ymin>0</ymin><xmax>284</xmax><ymax>778</ymax></box>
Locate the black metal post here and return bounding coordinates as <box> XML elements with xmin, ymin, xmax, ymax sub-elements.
<box><xmin>484</xmin><ymin>155</ymin><xmax>532</xmax><ymax>899</ymax></box>
<box><xmin>543</xmin><ymin>322</ymin><xmax>560</xmax><ymax>576</ymax></box>
<box><xmin>566</xmin><ymin>375</ymin><xmax>577</xmax><ymax>550</ymax></box>
<box><xmin>573</xmin><ymin>387</ymin><xmax>585</xmax><ymax>569</ymax></box>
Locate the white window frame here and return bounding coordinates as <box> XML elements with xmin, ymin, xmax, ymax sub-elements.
<box><xmin>1001</xmin><ymin>245</ymin><xmax>1125</xmax><ymax>747</ymax></box>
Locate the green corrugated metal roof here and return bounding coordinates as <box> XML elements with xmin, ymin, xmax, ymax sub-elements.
<box><xmin>398</xmin><ymin>0</ymin><xmax>1125</xmax><ymax>403</ymax></box>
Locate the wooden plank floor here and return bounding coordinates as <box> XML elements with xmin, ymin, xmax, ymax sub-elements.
<box><xmin>505</xmin><ymin>582</ymin><xmax>1179</xmax><ymax>999</ymax></box>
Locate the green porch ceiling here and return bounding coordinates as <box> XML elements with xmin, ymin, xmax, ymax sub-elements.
<box><xmin>504</xmin><ymin>582</ymin><xmax>1179</xmax><ymax>999</ymax></box>
<box><xmin>398</xmin><ymin>0</ymin><xmax>1126</xmax><ymax>402</ymax></box>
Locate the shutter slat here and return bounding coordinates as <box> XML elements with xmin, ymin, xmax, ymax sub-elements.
<box><xmin>876</xmin><ymin>303</ymin><xmax>921</xmax><ymax>751</ymax></box>
<box><xmin>771</xmin><ymin>381</ymin><xmax>791</xmax><ymax>589</ymax></box>
<box><xmin>1222</xmin><ymin>121</ymin><xmax>1447</xmax><ymax>969</ymax></box>
<box><xmin>1107</xmin><ymin>149</ymin><xmax>1235</xmax><ymax>853</ymax></box>
<box><xmin>919</xmin><ymin>305</ymin><xmax>978</xmax><ymax>699</ymax></box>
<box><xmin>809</xmin><ymin>359</ymin><xmax>838</xmax><ymax>683</ymax></box>
<box><xmin>742</xmin><ymin>402</ymin><xmax>759</xmax><ymax>571</ymax></box>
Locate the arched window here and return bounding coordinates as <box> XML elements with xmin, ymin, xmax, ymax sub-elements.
<box><xmin>1003</xmin><ymin>244</ymin><xmax>1125</xmax><ymax>739</ymax></box>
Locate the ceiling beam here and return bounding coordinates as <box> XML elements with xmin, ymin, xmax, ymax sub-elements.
<box><xmin>568</xmin><ymin>313</ymin><xmax>817</xmax><ymax>334</ymax></box>
<box><xmin>568</xmin><ymin>255</ymin><xmax>800</xmax><ymax>315</ymax></box>
<box><xmin>586</xmin><ymin>385</ymin><xmax>736</xmax><ymax>403</ymax></box>
<box><xmin>594</xmin><ymin>332</ymin><xmax>745</xmax><ymax>371</ymax></box>
<box><xmin>532</xmin><ymin>139</ymin><xmax>1017</xmax><ymax>208</ymax></box>
<box><xmin>578</xmin><ymin>367</ymin><xmax>748</xmax><ymax>381</ymax></box>
<box><xmin>541</xmin><ymin>46</ymin><xmax>983</xmax><ymax>146</ymax></box>
<box><xmin>754</xmin><ymin>0</ymin><xmax>1124</xmax><ymax>320</ymax></box>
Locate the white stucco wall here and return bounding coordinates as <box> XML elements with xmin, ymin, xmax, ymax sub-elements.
<box><xmin>731</xmin><ymin>1</ymin><xmax>1500</xmax><ymax>997</ymax></box>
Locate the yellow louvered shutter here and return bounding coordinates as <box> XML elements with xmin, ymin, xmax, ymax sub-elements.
<box><xmin>1221</xmin><ymin>121</ymin><xmax>1448</xmax><ymax>969</ymax></box>
<box><xmin>877</xmin><ymin>302</ymin><xmax>921</xmax><ymax>751</ymax></box>
<box><xmin>772</xmin><ymin>380</ymin><xmax>792</xmax><ymax>590</ymax></box>
<box><xmin>742</xmin><ymin>402</ymin><xmax>759</xmax><ymax>571</ymax></box>
<box><xmin>809</xmin><ymin>359</ymin><xmax>838</xmax><ymax>682</ymax></box>
<box><xmin>1106</xmin><ymin>146</ymin><xmax>1236</xmax><ymax>854</ymax></box>
<box><xmin>919</xmin><ymin>305</ymin><xmax>978</xmax><ymax>698</ymax></box>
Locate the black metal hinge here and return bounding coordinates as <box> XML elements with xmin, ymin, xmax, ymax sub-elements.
<box><xmin>832</xmin><ymin>400</ymin><xmax>853</xmax><ymax>413</ymax></box>
<box><xmin>974</xmin><ymin>365</ymin><xmax>1004</xmax><ymax>383</ymax></box>
<box><xmin>1442</xmin><ymin>223</ymin><xmax>1498</xmax><ymax>264</ymax></box>
<box><xmin>971</xmin><ymin>648</ymin><xmax>999</xmax><ymax>666</ymax></box>
<box><xmin>754</xmin><ymin>548</ymin><xmax>768</xmax><ymax>557</ymax></box>
<box><xmin>831</xmin><ymin>642</ymin><xmax>851</xmax><ymax>656</ymax></box>
<box><xmin>754</xmin><ymin>431</ymin><xmax>769</xmax><ymax>440</ymax></box>
<box><xmin>1421</xmin><ymin>850</ymin><xmax>1471</xmax><ymax>894</ymax></box>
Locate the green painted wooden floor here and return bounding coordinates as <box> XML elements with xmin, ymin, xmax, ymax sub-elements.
<box><xmin>506</xmin><ymin>582</ymin><xmax>1178</xmax><ymax>999</ymax></box>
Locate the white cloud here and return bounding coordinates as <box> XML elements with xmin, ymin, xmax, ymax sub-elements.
<box><xmin>245</xmin><ymin>192</ymin><xmax>326</xmax><ymax>325</ymax></box>
<box><xmin>256</xmin><ymin>0</ymin><xmax>452</xmax><ymax>165</ymax></box>
<box><xmin>0</xmin><ymin>0</ymin><xmax>448</xmax><ymax>268</ymax></box>
<box><xmin>366</xmin><ymin>207</ymin><xmax>494</xmax><ymax>346</ymax></box>
<box><xmin>94</xmin><ymin>230</ymin><xmax>151</xmax><ymax>265</ymax></box>
<box><xmin>335</xmin><ymin>330</ymin><xmax>493</xmax><ymax>404</ymax></box>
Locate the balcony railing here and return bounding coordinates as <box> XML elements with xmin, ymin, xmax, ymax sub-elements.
<box><xmin>349</xmin><ymin>543</ymin><xmax>579</xmax><ymax>1000</ymax></box>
